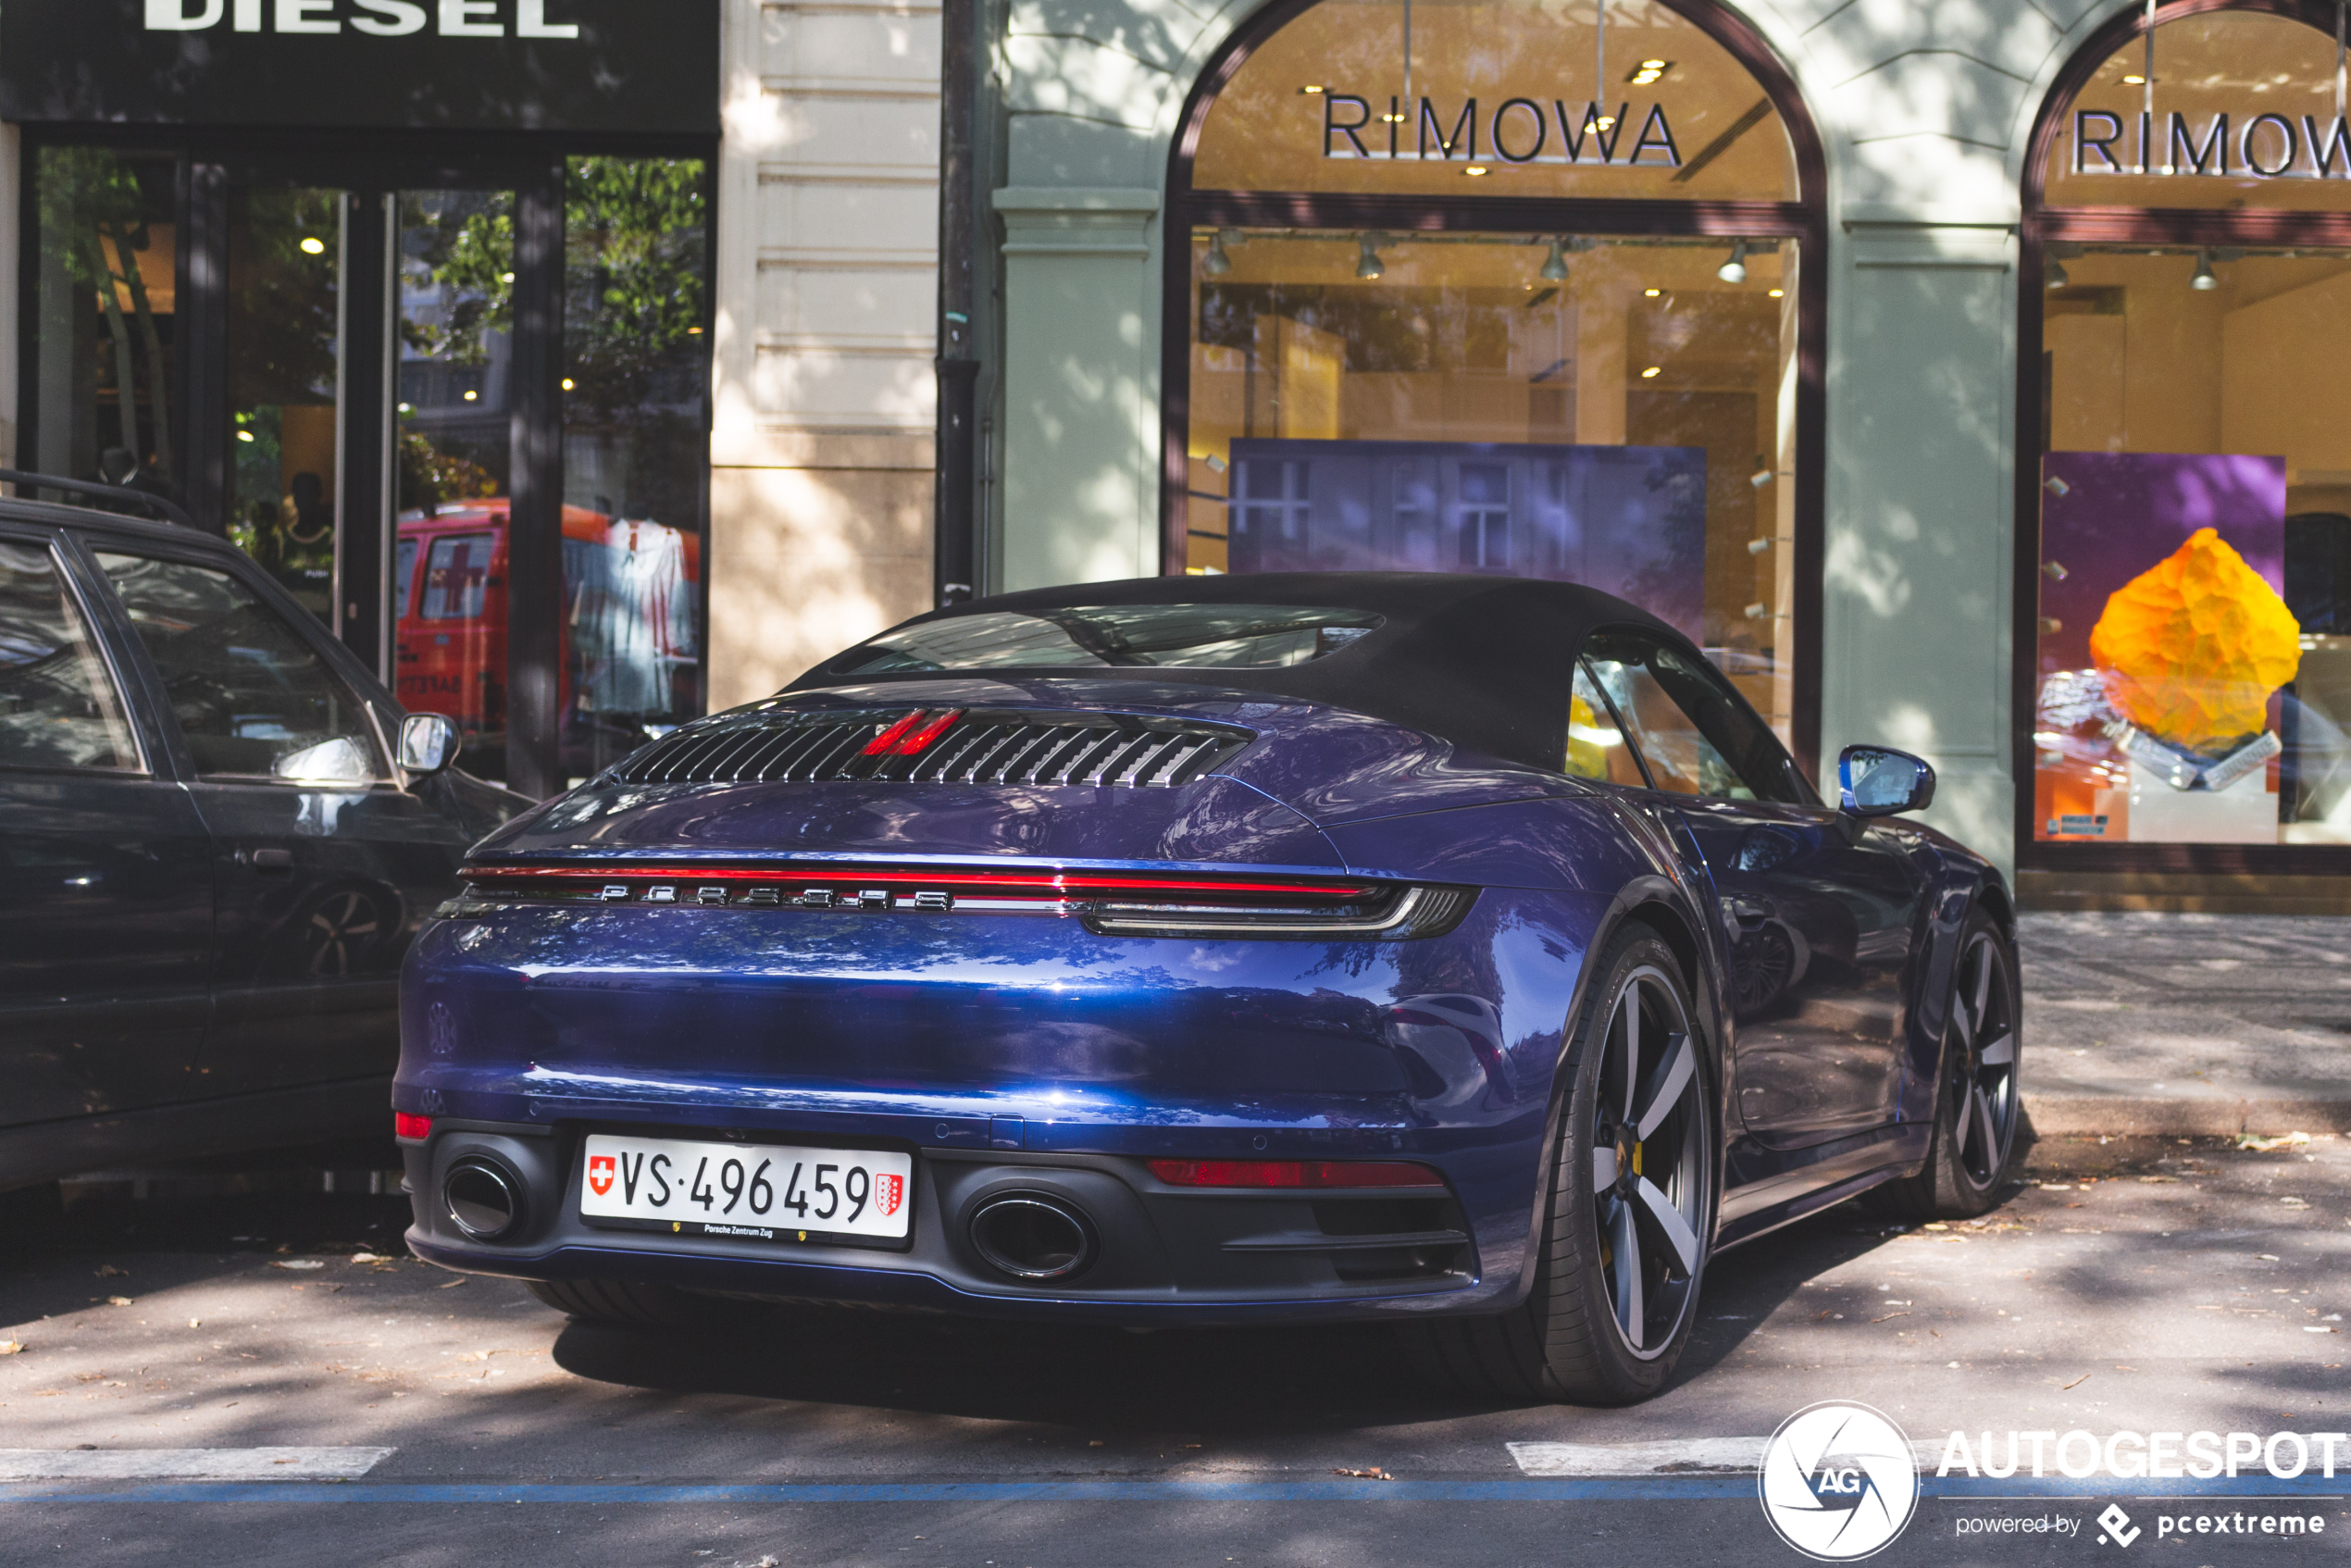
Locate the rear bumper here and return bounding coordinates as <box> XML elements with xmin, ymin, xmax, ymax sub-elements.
<box><xmin>402</xmin><ymin>1121</ymin><xmax>1498</xmax><ymax>1325</ymax></box>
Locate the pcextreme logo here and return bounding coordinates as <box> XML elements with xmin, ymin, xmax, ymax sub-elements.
<box><xmin>1759</xmin><ymin>1401</ymin><xmax>1920</xmax><ymax>1561</ymax></box>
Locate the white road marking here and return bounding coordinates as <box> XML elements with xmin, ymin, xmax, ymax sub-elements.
<box><xmin>0</xmin><ymin>1448</ymin><xmax>393</xmax><ymax>1480</ymax></box>
<box><xmin>1509</xmin><ymin>1438</ymin><xmax>1947</xmax><ymax>1476</ymax></box>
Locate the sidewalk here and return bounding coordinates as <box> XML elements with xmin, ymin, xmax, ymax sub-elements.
<box><xmin>2020</xmin><ymin>910</ymin><xmax>2351</xmax><ymax>1136</ymax></box>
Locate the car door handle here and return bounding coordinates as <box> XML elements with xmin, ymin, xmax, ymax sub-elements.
<box><xmin>239</xmin><ymin>848</ymin><xmax>296</xmax><ymax>874</ymax></box>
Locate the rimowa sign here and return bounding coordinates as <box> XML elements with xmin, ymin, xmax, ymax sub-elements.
<box><xmin>1321</xmin><ymin>93</ymin><xmax>1683</xmax><ymax>167</ymax></box>
<box><xmin>0</xmin><ymin>0</ymin><xmax>717</xmax><ymax>133</ymax></box>
<box><xmin>2074</xmin><ymin>108</ymin><xmax>2351</xmax><ymax>178</ymax></box>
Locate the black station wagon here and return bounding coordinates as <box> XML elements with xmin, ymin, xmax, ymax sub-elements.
<box><xmin>0</xmin><ymin>478</ymin><xmax>523</xmax><ymax>1195</ymax></box>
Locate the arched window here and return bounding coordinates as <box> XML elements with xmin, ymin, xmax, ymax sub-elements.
<box><xmin>1166</xmin><ymin>0</ymin><xmax>1824</xmax><ymax>756</ymax></box>
<box><xmin>2024</xmin><ymin>1</ymin><xmax>2351</xmax><ymax>869</ymax></box>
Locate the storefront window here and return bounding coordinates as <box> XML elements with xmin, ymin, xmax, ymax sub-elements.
<box><xmin>392</xmin><ymin>188</ymin><xmax>518</xmax><ymax>780</ymax></box>
<box><xmin>2032</xmin><ymin>7</ymin><xmax>2351</xmax><ymax>849</ymax></box>
<box><xmin>558</xmin><ymin>156</ymin><xmax>711</xmax><ymax>782</ymax></box>
<box><xmin>227</xmin><ymin>187</ymin><xmax>343</xmax><ymax>626</ymax></box>
<box><xmin>31</xmin><ymin>149</ymin><xmax>178</xmax><ymax>497</ymax></box>
<box><xmin>1180</xmin><ymin>0</ymin><xmax>1811</xmax><ymax>741</ymax></box>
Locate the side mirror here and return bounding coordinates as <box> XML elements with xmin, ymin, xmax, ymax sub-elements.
<box><xmin>398</xmin><ymin>713</ymin><xmax>462</xmax><ymax>777</ymax></box>
<box><xmin>1838</xmin><ymin>744</ymin><xmax>1935</xmax><ymax>817</ymax></box>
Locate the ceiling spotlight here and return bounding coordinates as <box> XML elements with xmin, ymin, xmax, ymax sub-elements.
<box><xmin>1767</xmin><ymin>287</ymin><xmax>1785</xmax><ymax>298</ymax></box>
<box><xmin>1201</xmin><ymin>230</ymin><xmax>1232</xmax><ymax>277</ymax></box>
<box><xmin>2046</xmin><ymin>258</ymin><xmax>2070</xmax><ymax>289</ymax></box>
<box><xmin>1643</xmin><ymin>287</ymin><xmax>1661</xmax><ymax>297</ymax></box>
<box><xmin>299</xmin><ymin>236</ymin><xmax>326</xmax><ymax>255</ymax></box>
<box><xmin>1717</xmin><ymin>239</ymin><xmax>1749</xmax><ymax>284</ymax></box>
<box><xmin>1463</xmin><ymin>165</ymin><xmax>1489</xmax><ymax>177</ymax></box>
<box><xmin>2191</xmin><ymin>251</ymin><xmax>2219</xmax><ymax>291</ymax></box>
<box><xmin>1355</xmin><ymin>234</ymin><xmax>1385</xmax><ymax>280</ymax></box>
<box><xmin>1640</xmin><ymin>366</ymin><xmax>1662</xmax><ymax>379</ymax></box>
<box><xmin>1539</xmin><ymin>238</ymin><xmax>1570</xmax><ymax>282</ymax></box>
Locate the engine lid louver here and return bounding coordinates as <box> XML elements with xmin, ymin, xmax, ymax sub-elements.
<box><xmin>608</xmin><ymin>708</ymin><xmax>1254</xmax><ymax>789</ymax></box>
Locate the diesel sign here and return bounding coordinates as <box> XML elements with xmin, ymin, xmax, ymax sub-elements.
<box><xmin>143</xmin><ymin>0</ymin><xmax>581</xmax><ymax>35</ymax></box>
<box><xmin>1</xmin><ymin>0</ymin><xmax>716</xmax><ymax>132</ymax></box>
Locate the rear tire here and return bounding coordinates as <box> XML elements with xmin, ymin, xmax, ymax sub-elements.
<box><xmin>1865</xmin><ymin>909</ymin><xmax>2021</xmax><ymax>1220</ymax></box>
<box><xmin>526</xmin><ymin>1276</ymin><xmax>719</xmax><ymax>1330</ymax></box>
<box><xmin>1403</xmin><ymin>927</ymin><xmax>1716</xmax><ymax>1405</ymax></box>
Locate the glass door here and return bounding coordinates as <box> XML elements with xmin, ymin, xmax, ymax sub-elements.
<box><xmin>225</xmin><ymin>185</ymin><xmax>346</xmax><ymax>630</ymax></box>
<box><xmin>23</xmin><ymin>145</ymin><xmax>713</xmax><ymax>800</ymax></box>
<box><xmin>392</xmin><ymin>188</ymin><xmax>519</xmax><ymax>785</ymax></box>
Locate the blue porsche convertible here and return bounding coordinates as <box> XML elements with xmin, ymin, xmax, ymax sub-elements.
<box><xmin>394</xmin><ymin>573</ymin><xmax>2021</xmax><ymax>1404</ymax></box>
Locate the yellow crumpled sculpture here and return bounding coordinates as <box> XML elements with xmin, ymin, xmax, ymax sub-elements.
<box><xmin>2088</xmin><ymin>527</ymin><xmax>2301</xmax><ymax>749</ymax></box>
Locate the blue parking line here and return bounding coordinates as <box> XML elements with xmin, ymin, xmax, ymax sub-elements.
<box><xmin>0</xmin><ymin>1477</ymin><xmax>2343</xmax><ymax>1504</ymax></box>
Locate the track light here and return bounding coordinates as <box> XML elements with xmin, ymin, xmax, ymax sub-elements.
<box><xmin>1716</xmin><ymin>239</ymin><xmax>1748</xmax><ymax>284</ymax></box>
<box><xmin>1539</xmin><ymin>238</ymin><xmax>1570</xmax><ymax>282</ymax></box>
<box><xmin>2046</xmin><ymin>258</ymin><xmax>2070</xmax><ymax>290</ymax></box>
<box><xmin>1355</xmin><ymin>234</ymin><xmax>1385</xmax><ymax>280</ymax></box>
<box><xmin>2190</xmin><ymin>251</ymin><xmax>2218</xmax><ymax>291</ymax></box>
<box><xmin>1201</xmin><ymin>230</ymin><xmax>1233</xmax><ymax>277</ymax></box>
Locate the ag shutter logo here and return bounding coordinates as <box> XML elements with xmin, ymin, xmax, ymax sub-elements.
<box><xmin>1759</xmin><ymin>1401</ymin><xmax>1920</xmax><ymax>1561</ymax></box>
<box><xmin>2097</xmin><ymin>1504</ymin><xmax>2142</xmax><ymax>1547</ymax></box>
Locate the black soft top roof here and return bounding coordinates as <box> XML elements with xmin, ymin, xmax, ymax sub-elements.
<box><xmin>786</xmin><ymin>571</ymin><xmax>1692</xmax><ymax>770</ymax></box>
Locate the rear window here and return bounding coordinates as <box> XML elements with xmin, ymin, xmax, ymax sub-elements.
<box><xmin>827</xmin><ymin>604</ymin><xmax>1384</xmax><ymax>676</ymax></box>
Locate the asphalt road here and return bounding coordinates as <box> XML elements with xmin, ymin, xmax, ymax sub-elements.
<box><xmin>0</xmin><ymin>1133</ymin><xmax>2344</xmax><ymax>1567</ymax></box>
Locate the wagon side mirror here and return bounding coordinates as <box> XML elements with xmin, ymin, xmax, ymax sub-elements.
<box><xmin>399</xmin><ymin>713</ymin><xmax>462</xmax><ymax>777</ymax></box>
<box><xmin>1838</xmin><ymin>745</ymin><xmax>1935</xmax><ymax>817</ymax></box>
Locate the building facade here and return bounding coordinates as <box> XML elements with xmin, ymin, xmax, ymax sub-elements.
<box><xmin>973</xmin><ymin>0</ymin><xmax>2351</xmax><ymax>911</ymax></box>
<box><xmin>4</xmin><ymin>0</ymin><xmax>2344</xmax><ymax>911</ymax></box>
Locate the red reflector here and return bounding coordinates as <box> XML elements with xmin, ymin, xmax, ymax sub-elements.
<box><xmin>895</xmin><ymin>708</ymin><xmax>964</xmax><ymax>755</ymax></box>
<box><xmin>861</xmin><ymin>710</ymin><xmax>927</xmax><ymax>755</ymax></box>
<box><xmin>393</xmin><ymin>1113</ymin><xmax>432</xmax><ymax>1141</ymax></box>
<box><xmin>1147</xmin><ymin>1159</ymin><xmax>1442</xmax><ymax>1189</ymax></box>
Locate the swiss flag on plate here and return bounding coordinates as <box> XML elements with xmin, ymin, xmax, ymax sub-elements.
<box><xmin>588</xmin><ymin>1154</ymin><xmax>616</xmax><ymax>1197</ymax></box>
<box><xmin>876</xmin><ymin>1172</ymin><xmax>904</xmax><ymax>1217</ymax></box>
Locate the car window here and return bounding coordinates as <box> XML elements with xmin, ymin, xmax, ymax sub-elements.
<box><xmin>420</xmin><ymin>533</ymin><xmax>495</xmax><ymax>620</ymax></box>
<box><xmin>0</xmin><ymin>540</ymin><xmax>139</xmax><ymax>772</ymax></box>
<box><xmin>1581</xmin><ymin>628</ymin><xmax>1807</xmax><ymax>803</ymax></box>
<box><xmin>826</xmin><ymin>604</ymin><xmax>1386</xmax><ymax>675</ymax></box>
<box><xmin>1566</xmin><ymin>660</ymin><xmax>1647</xmax><ymax>786</ymax></box>
<box><xmin>94</xmin><ymin>552</ymin><xmax>389</xmax><ymax>785</ymax></box>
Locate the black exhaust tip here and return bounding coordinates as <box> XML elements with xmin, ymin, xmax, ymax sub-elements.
<box><xmin>968</xmin><ymin>1192</ymin><xmax>1097</xmax><ymax>1281</ymax></box>
<box><xmin>443</xmin><ymin>1156</ymin><xmax>525</xmax><ymax>1242</ymax></box>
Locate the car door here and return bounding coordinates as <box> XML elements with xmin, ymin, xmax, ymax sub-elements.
<box><xmin>1578</xmin><ymin>627</ymin><xmax>1926</xmax><ymax>1146</ymax></box>
<box><xmin>88</xmin><ymin>541</ymin><xmax>479</xmax><ymax>1100</ymax></box>
<box><xmin>0</xmin><ymin>526</ymin><xmax>214</xmax><ymax>1129</ymax></box>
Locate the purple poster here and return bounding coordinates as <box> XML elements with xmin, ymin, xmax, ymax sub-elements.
<box><xmin>1223</xmin><ymin>438</ymin><xmax>1708</xmax><ymax>641</ymax></box>
<box><xmin>2036</xmin><ymin>451</ymin><xmax>2286</xmax><ymax>678</ymax></box>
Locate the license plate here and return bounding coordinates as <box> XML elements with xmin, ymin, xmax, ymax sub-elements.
<box><xmin>578</xmin><ymin>1134</ymin><xmax>914</xmax><ymax>1243</ymax></box>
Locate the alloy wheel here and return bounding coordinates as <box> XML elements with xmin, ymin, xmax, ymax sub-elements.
<box><xmin>1947</xmin><ymin>929</ymin><xmax>2019</xmax><ymax>1189</ymax></box>
<box><xmin>305</xmin><ymin>890</ymin><xmax>382</xmax><ymax>977</ymax></box>
<box><xmin>1588</xmin><ymin>964</ymin><xmax>1710</xmax><ymax>1361</ymax></box>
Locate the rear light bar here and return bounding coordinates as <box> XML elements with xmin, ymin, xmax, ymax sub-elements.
<box><xmin>394</xmin><ymin>1113</ymin><xmax>432</xmax><ymax>1141</ymax></box>
<box><xmin>1148</xmin><ymin>1159</ymin><xmax>1444</xmax><ymax>1189</ymax></box>
<box><xmin>446</xmin><ymin>862</ymin><xmax>1474</xmax><ymax>941</ymax></box>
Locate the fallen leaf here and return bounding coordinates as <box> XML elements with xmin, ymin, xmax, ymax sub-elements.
<box><xmin>1813</xmin><ymin>1310</ymin><xmax>1835</xmax><ymax>1322</ymax></box>
<box><xmin>1332</xmin><ymin>1467</ymin><xmax>1393</xmax><ymax>1480</ymax></box>
<box><xmin>1872</xmin><ymin>1311</ymin><xmax>1910</xmax><ymax>1324</ymax></box>
<box><xmin>0</xmin><ymin>1341</ymin><xmax>21</xmax><ymax>1355</ymax></box>
<box><xmin>106</xmin><ymin>1296</ymin><xmax>133</xmax><ymax>1307</ymax></box>
<box><xmin>2236</xmin><ymin>1131</ymin><xmax>2311</xmax><ymax>1152</ymax></box>
<box><xmin>2062</xmin><ymin>1373</ymin><xmax>2092</xmax><ymax>1390</ymax></box>
<box><xmin>93</xmin><ymin>1265</ymin><xmax>128</xmax><ymax>1279</ymax></box>
<box><xmin>349</xmin><ymin>1253</ymin><xmax>384</xmax><ymax>1264</ymax></box>
<box><xmin>269</xmin><ymin>1259</ymin><xmax>325</xmax><ymax>1272</ymax></box>
<box><xmin>436</xmin><ymin>1278</ymin><xmax>466</xmax><ymax>1289</ymax></box>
